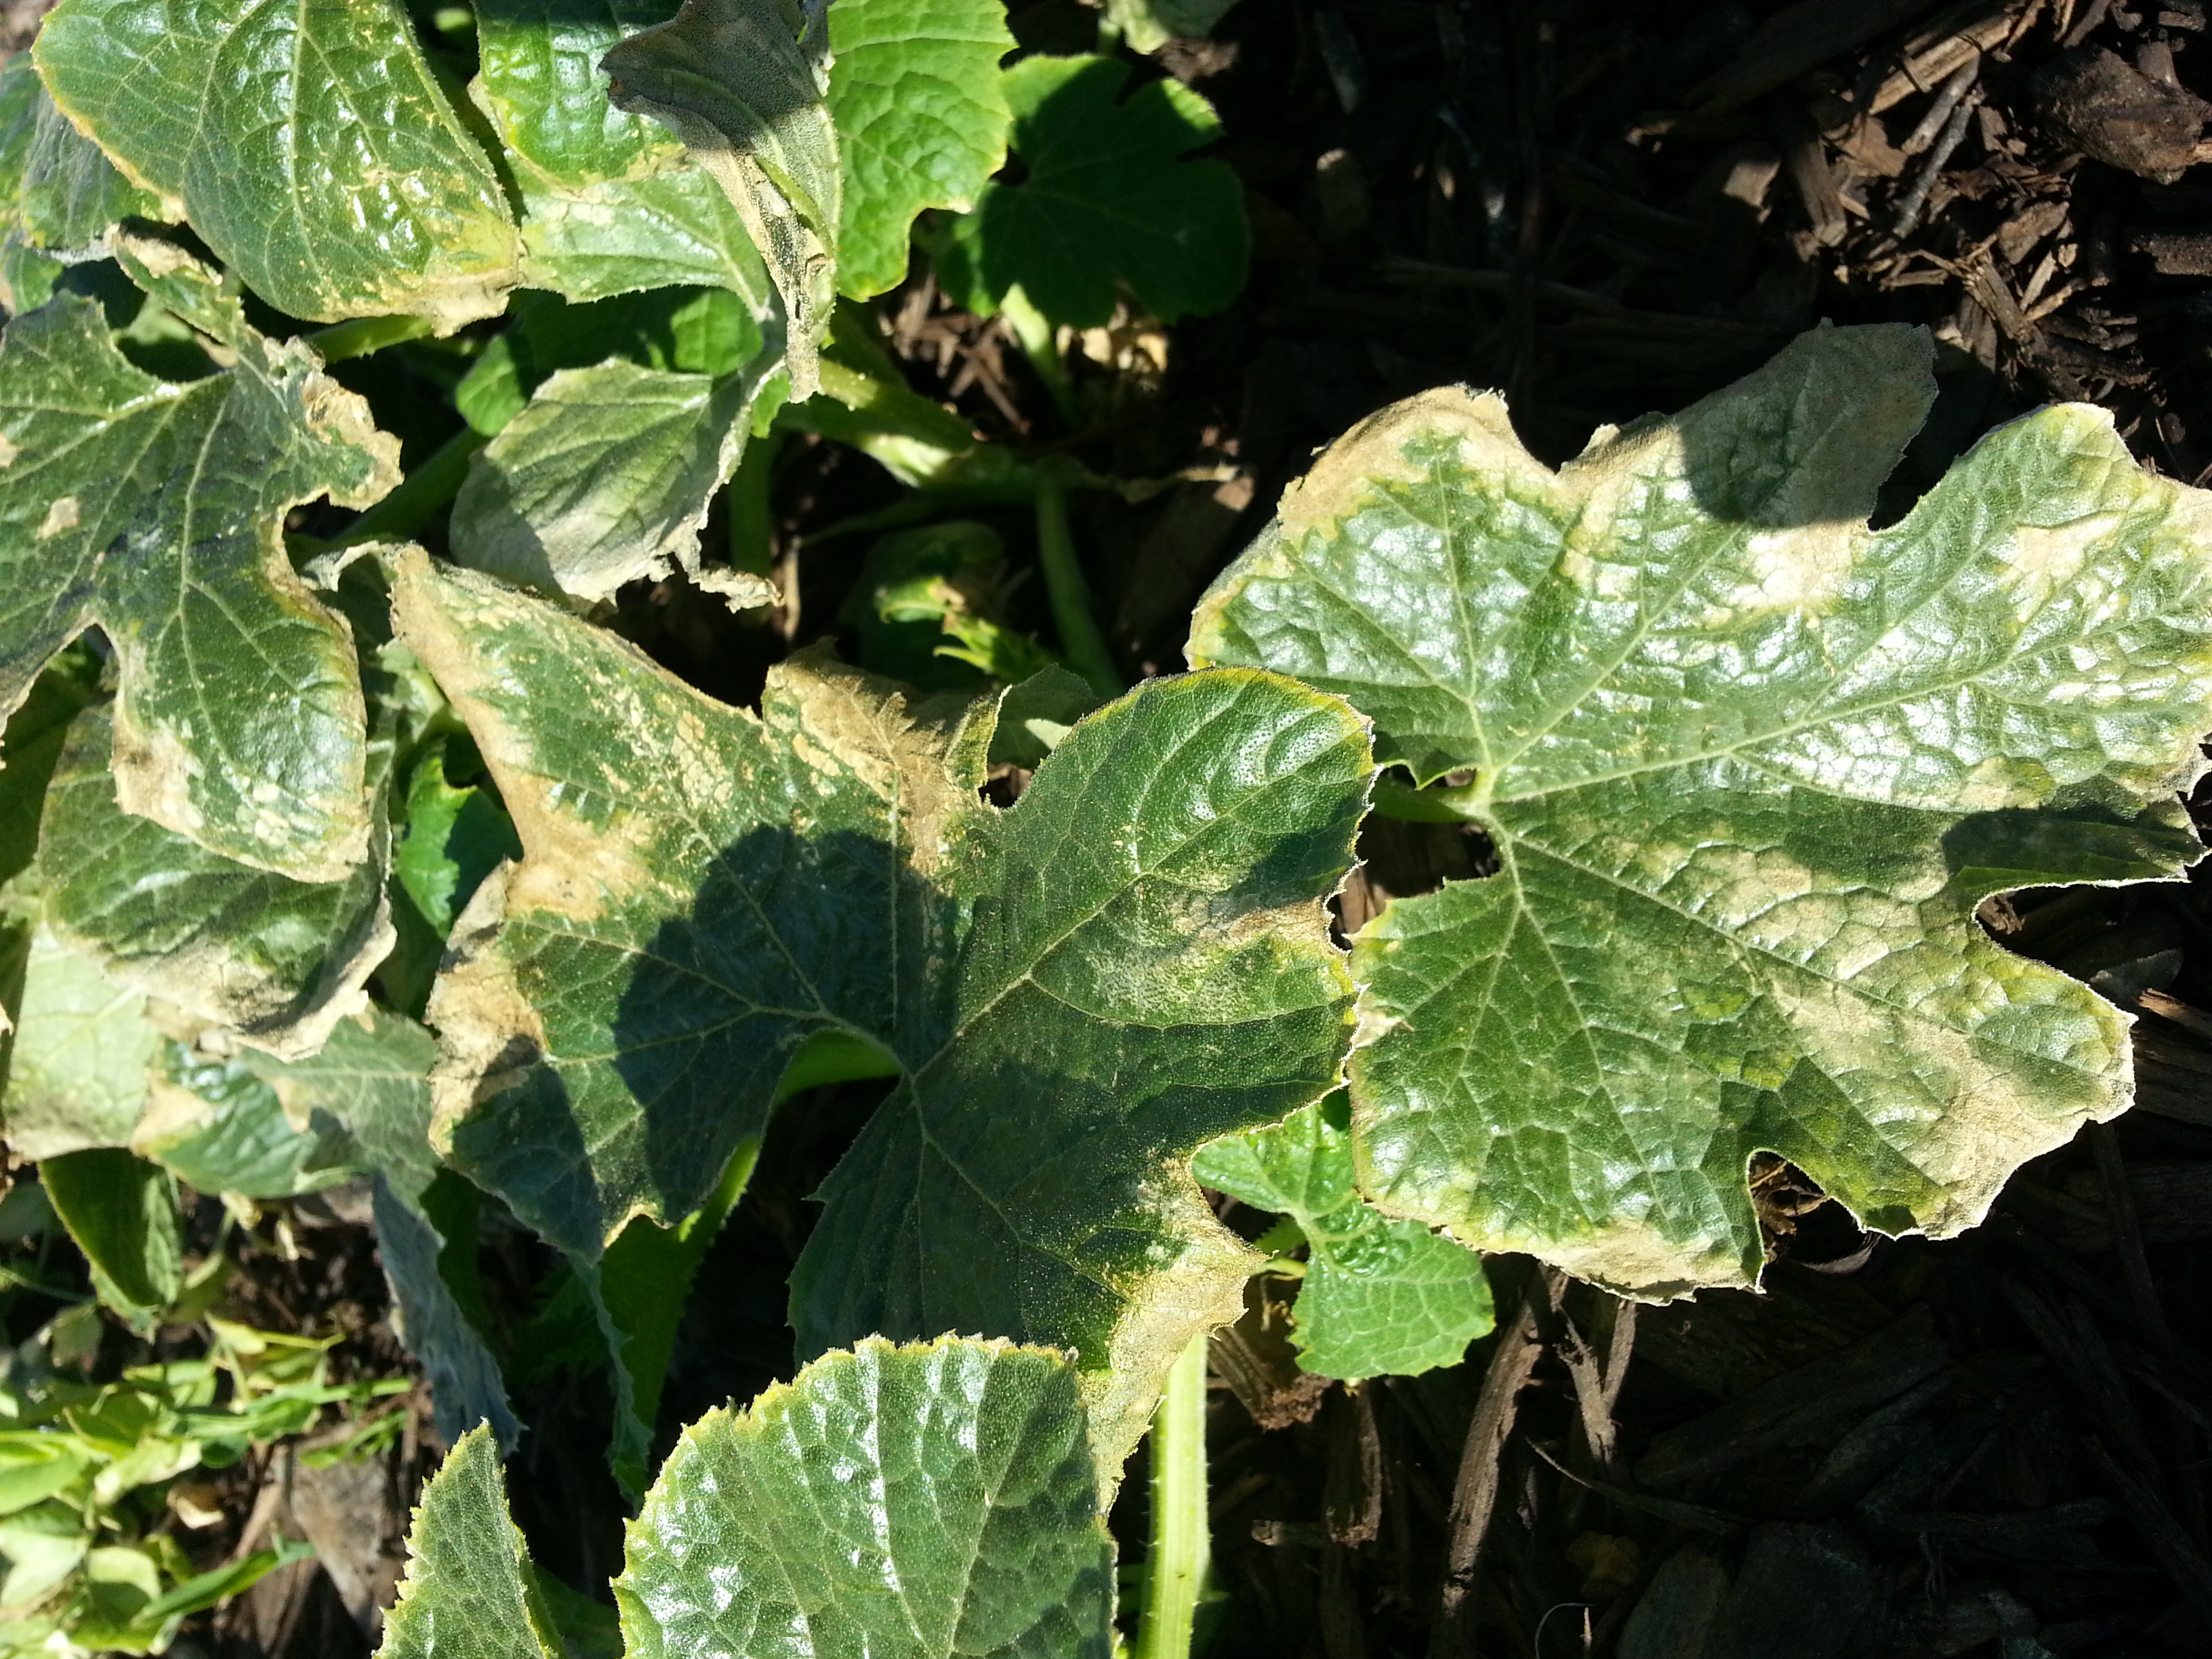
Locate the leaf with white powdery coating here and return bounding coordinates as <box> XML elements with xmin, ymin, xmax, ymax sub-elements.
<box><xmin>33</xmin><ymin>0</ymin><xmax>518</xmax><ymax>327</ymax></box>
<box><xmin>0</xmin><ymin>53</ymin><xmax>161</xmax><ymax>255</ymax></box>
<box><xmin>393</xmin><ymin>550</ymin><xmax>1370</xmax><ymax>1466</ymax></box>
<box><xmin>1193</xmin><ymin>1098</ymin><xmax>1494</xmax><ymax>1379</ymax></box>
<box><xmin>1190</xmin><ymin>323</ymin><xmax>2212</xmax><ymax>1299</ymax></box>
<box><xmin>451</xmin><ymin>356</ymin><xmax>777</xmax><ymax>607</ymax></box>
<box><xmin>38</xmin><ymin>702</ymin><xmax>395</xmax><ymax>1059</ymax></box>
<box><xmin>0</xmin><ymin>293</ymin><xmax>399</xmax><ymax>880</ymax></box>
<box><xmin>602</xmin><ymin>0</ymin><xmax>839</xmax><ymax>396</ymax></box>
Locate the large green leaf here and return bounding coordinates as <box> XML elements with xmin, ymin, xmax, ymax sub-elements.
<box><xmin>0</xmin><ymin>292</ymin><xmax>398</xmax><ymax>881</ymax></box>
<box><xmin>825</xmin><ymin>0</ymin><xmax>1010</xmax><ymax>299</ymax></box>
<box><xmin>394</xmin><ymin>550</ymin><xmax>1369</xmax><ymax>1463</ymax></box>
<box><xmin>1189</xmin><ymin>324</ymin><xmax>2212</xmax><ymax>1299</ymax></box>
<box><xmin>37</xmin><ymin>703</ymin><xmax>394</xmax><ymax>1059</ymax></box>
<box><xmin>471</xmin><ymin>0</ymin><xmax>772</xmax><ymax>303</ymax></box>
<box><xmin>380</xmin><ymin>1339</ymin><xmax>1113</xmax><ymax>1659</ymax></box>
<box><xmin>136</xmin><ymin>1042</ymin><xmax>363</xmax><ymax>1198</ymax></box>
<box><xmin>450</xmin><ymin>357</ymin><xmax>777</xmax><ymax>607</ymax></box>
<box><xmin>0</xmin><ymin>54</ymin><xmax>161</xmax><ymax>255</ymax></box>
<box><xmin>935</xmin><ymin>54</ymin><xmax>1246</xmax><ymax>328</ymax></box>
<box><xmin>602</xmin><ymin>0</ymin><xmax>839</xmax><ymax>396</ymax></box>
<box><xmin>33</xmin><ymin>0</ymin><xmax>519</xmax><ymax>327</ymax></box>
<box><xmin>1192</xmin><ymin>1097</ymin><xmax>1494</xmax><ymax>1379</ymax></box>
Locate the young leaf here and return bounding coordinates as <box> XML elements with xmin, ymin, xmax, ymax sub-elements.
<box><xmin>393</xmin><ymin>550</ymin><xmax>1370</xmax><ymax>1465</ymax></box>
<box><xmin>1192</xmin><ymin>1099</ymin><xmax>1494</xmax><ymax>1379</ymax></box>
<box><xmin>0</xmin><ymin>293</ymin><xmax>399</xmax><ymax>881</ymax></box>
<box><xmin>380</xmin><ymin>1339</ymin><xmax>1115</xmax><ymax>1659</ymax></box>
<box><xmin>934</xmin><ymin>55</ymin><xmax>1247</xmax><ymax>329</ymax></box>
<box><xmin>602</xmin><ymin>0</ymin><xmax>840</xmax><ymax>396</ymax></box>
<box><xmin>394</xmin><ymin>740</ymin><xmax>523</xmax><ymax>938</ymax></box>
<box><xmin>470</xmin><ymin>0</ymin><xmax>773</xmax><ymax>304</ymax></box>
<box><xmin>1189</xmin><ymin>324</ymin><xmax>2212</xmax><ymax>1299</ymax></box>
<box><xmin>37</xmin><ymin>703</ymin><xmax>396</xmax><ymax>1060</ymax></box>
<box><xmin>0</xmin><ymin>54</ymin><xmax>161</xmax><ymax>255</ymax></box>
<box><xmin>32</xmin><ymin>0</ymin><xmax>520</xmax><ymax>327</ymax></box>
<box><xmin>450</xmin><ymin>357</ymin><xmax>778</xmax><ymax>607</ymax></box>
<box><xmin>825</xmin><ymin>0</ymin><xmax>1012</xmax><ymax>299</ymax></box>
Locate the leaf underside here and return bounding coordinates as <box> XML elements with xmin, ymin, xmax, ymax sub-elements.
<box><xmin>392</xmin><ymin>549</ymin><xmax>1370</xmax><ymax>1466</ymax></box>
<box><xmin>1191</xmin><ymin>323</ymin><xmax>2212</xmax><ymax>1299</ymax></box>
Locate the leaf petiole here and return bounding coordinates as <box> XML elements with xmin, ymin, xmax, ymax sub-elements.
<box><xmin>1035</xmin><ymin>470</ymin><xmax>1124</xmax><ymax>697</ymax></box>
<box><xmin>1133</xmin><ymin>1332</ymin><xmax>1212</xmax><ymax>1659</ymax></box>
<box><xmin>331</xmin><ymin>427</ymin><xmax>487</xmax><ymax>550</ymax></box>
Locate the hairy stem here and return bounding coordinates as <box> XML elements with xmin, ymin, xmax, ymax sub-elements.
<box><xmin>306</xmin><ymin>313</ymin><xmax>436</xmax><ymax>364</ymax></box>
<box><xmin>1034</xmin><ymin>472</ymin><xmax>1123</xmax><ymax>697</ymax></box>
<box><xmin>1135</xmin><ymin>1333</ymin><xmax>1212</xmax><ymax>1659</ymax></box>
<box><xmin>1000</xmin><ymin>283</ymin><xmax>1078</xmax><ymax>427</ymax></box>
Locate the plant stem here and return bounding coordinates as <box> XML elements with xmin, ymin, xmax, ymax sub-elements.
<box><xmin>1033</xmin><ymin>472</ymin><xmax>1122</xmax><ymax>697</ymax></box>
<box><xmin>1134</xmin><ymin>1333</ymin><xmax>1211</xmax><ymax>1659</ymax></box>
<box><xmin>1370</xmin><ymin>774</ymin><xmax>1486</xmax><ymax>823</ymax></box>
<box><xmin>306</xmin><ymin>312</ymin><xmax>436</xmax><ymax>363</ymax></box>
<box><xmin>333</xmin><ymin>427</ymin><xmax>487</xmax><ymax>549</ymax></box>
<box><xmin>728</xmin><ymin>428</ymin><xmax>783</xmax><ymax>576</ymax></box>
<box><xmin>1000</xmin><ymin>284</ymin><xmax>1079</xmax><ymax>427</ymax></box>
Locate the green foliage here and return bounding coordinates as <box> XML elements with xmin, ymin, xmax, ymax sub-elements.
<box><xmin>380</xmin><ymin>1339</ymin><xmax>1113</xmax><ymax>1659</ymax></box>
<box><xmin>0</xmin><ymin>55</ymin><xmax>158</xmax><ymax>259</ymax></box>
<box><xmin>935</xmin><ymin>55</ymin><xmax>1247</xmax><ymax>327</ymax></box>
<box><xmin>396</xmin><ymin>547</ymin><xmax>1370</xmax><ymax>1465</ymax></box>
<box><xmin>1193</xmin><ymin>1097</ymin><xmax>1494</xmax><ymax>1378</ymax></box>
<box><xmin>33</xmin><ymin>0</ymin><xmax>520</xmax><ymax>327</ymax></box>
<box><xmin>1191</xmin><ymin>324</ymin><xmax>2212</xmax><ymax>1298</ymax></box>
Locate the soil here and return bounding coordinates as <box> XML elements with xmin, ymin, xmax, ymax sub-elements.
<box><xmin>54</xmin><ymin>1</ymin><xmax>2212</xmax><ymax>1656</ymax></box>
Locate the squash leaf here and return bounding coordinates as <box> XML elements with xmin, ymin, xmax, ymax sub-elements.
<box><xmin>0</xmin><ymin>291</ymin><xmax>398</xmax><ymax>881</ymax></box>
<box><xmin>33</xmin><ymin>0</ymin><xmax>519</xmax><ymax>327</ymax></box>
<box><xmin>0</xmin><ymin>53</ymin><xmax>161</xmax><ymax>256</ymax></box>
<box><xmin>825</xmin><ymin>0</ymin><xmax>1012</xmax><ymax>299</ymax></box>
<box><xmin>392</xmin><ymin>550</ymin><xmax>1370</xmax><ymax>1466</ymax></box>
<box><xmin>1192</xmin><ymin>1097</ymin><xmax>1494</xmax><ymax>1379</ymax></box>
<box><xmin>934</xmin><ymin>54</ymin><xmax>1246</xmax><ymax>329</ymax></box>
<box><xmin>470</xmin><ymin>0</ymin><xmax>773</xmax><ymax>304</ymax></box>
<box><xmin>1189</xmin><ymin>324</ymin><xmax>2212</xmax><ymax>1299</ymax></box>
<box><xmin>378</xmin><ymin>1339</ymin><xmax>1113</xmax><ymax>1659</ymax></box>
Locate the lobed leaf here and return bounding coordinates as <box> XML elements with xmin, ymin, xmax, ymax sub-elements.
<box><xmin>1189</xmin><ymin>324</ymin><xmax>2212</xmax><ymax>1298</ymax></box>
<box><xmin>33</xmin><ymin>0</ymin><xmax>519</xmax><ymax>327</ymax></box>
<box><xmin>0</xmin><ymin>291</ymin><xmax>398</xmax><ymax>880</ymax></box>
<box><xmin>1193</xmin><ymin>1098</ymin><xmax>1494</xmax><ymax>1379</ymax></box>
<box><xmin>936</xmin><ymin>54</ymin><xmax>1247</xmax><ymax>328</ymax></box>
<box><xmin>826</xmin><ymin>0</ymin><xmax>1012</xmax><ymax>299</ymax></box>
<box><xmin>393</xmin><ymin>550</ymin><xmax>1370</xmax><ymax>1465</ymax></box>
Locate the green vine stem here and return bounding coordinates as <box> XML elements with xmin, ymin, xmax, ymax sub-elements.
<box><xmin>1134</xmin><ymin>1332</ymin><xmax>1212</xmax><ymax>1659</ymax></box>
<box><xmin>331</xmin><ymin>426</ymin><xmax>487</xmax><ymax>550</ymax></box>
<box><xmin>305</xmin><ymin>312</ymin><xmax>436</xmax><ymax>364</ymax></box>
<box><xmin>1034</xmin><ymin>470</ymin><xmax>1124</xmax><ymax>697</ymax></box>
<box><xmin>1000</xmin><ymin>283</ymin><xmax>1079</xmax><ymax>427</ymax></box>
